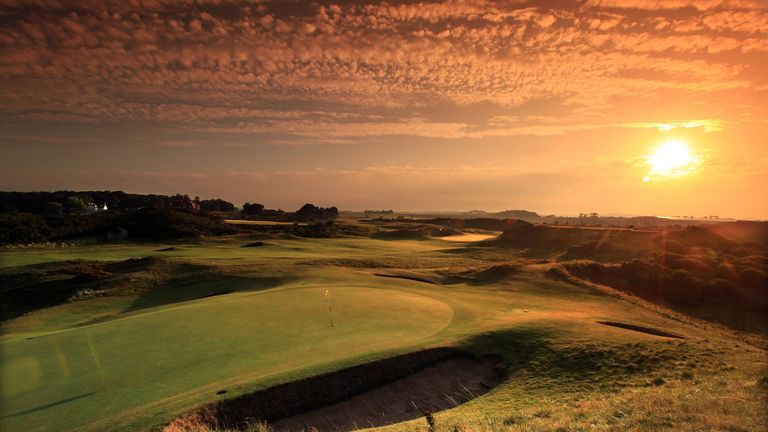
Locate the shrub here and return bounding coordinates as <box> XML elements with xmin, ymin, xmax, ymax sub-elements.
<box><xmin>0</xmin><ymin>212</ymin><xmax>50</xmax><ymax>244</ymax></box>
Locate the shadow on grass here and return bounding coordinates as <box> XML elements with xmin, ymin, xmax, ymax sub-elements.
<box><xmin>460</xmin><ymin>327</ymin><xmax>552</xmax><ymax>371</ymax></box>
<box><xmin>1</xmin><ymin>392</ymin><xmax>97</xmax><ymax>418</ymax></box>
<box><xmin>1</xmin><ymin>257</ymin><xmax>297</xmax><ymax>323</ymax></box>
<box><xmin>459</xmin><ymin>327</ymin><xmax>679</xmax><ymax>386</ymax></box>
<box><xmin>125</xmin><ymin>272</ymin><xmax>292</xmax><ymax>312</ymax></box>
<box><xmin>1</xmin><ymin>260</ymin><xmax>118</xmax><ymax>321</ymax></box>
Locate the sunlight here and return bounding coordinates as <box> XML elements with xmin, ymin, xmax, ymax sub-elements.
<box><xmin>643</xmin><ymin>139</ymin><xmax>699</xmax><ymax>182</ymax></box>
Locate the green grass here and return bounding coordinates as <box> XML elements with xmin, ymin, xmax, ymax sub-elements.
<box><xmin>0</xmin><ymin>237</ymin><xmax>444</xmax><ymax>268</ymax></box>
<box><xmin>1</xmin><ymin>236</ymin><xmax>765</xmax><ymax>432</ymax></box>
<box><xmin>1</xmin><ymin>281</ymin><xmax>453</xmax><ymax>431</ymax></box>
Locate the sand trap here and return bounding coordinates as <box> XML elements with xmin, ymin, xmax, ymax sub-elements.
<box><xmin>597</xmin><ymin>321</ymin><xmax>685</xmax><ymax>339</ymax></box>
<box><xmin>273</xmin><ymin>357</ymin><xmax>501</xmax><ymax>432</ymax></box>
<box><xmin>167</xmin><ymin>349</ymin><xmax>502</xmax><ymax>432</ymax></box>
<box><xmin>440</xmin><ymin>234</ymin><xmax>497</xmax><ymax>242</ymax></box>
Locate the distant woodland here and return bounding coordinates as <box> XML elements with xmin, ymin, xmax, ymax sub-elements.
<box><xmin>0</xmin><ymin>191</ymin><xmax>338</xmax><ymax>244</ymax></box>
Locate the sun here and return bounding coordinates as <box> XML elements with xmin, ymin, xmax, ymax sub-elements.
<box><xmin>643</xmin><ymin>139</ymin><xmax>698</xmax><ymax>182</ymax></box>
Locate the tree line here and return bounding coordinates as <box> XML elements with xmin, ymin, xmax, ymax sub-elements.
<box><xmin>0</xmin><ymin>191</ymin><xmax>236</xmax><ymax>214</ymax></box>
<box><xmin>0</xmin><ymin>191</ymin><xmax>340</xmax><ymax>244</ymax></box>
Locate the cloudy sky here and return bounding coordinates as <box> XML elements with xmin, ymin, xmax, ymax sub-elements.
<box><xmin>1</xmin><ymin>0</ymin><xmax>766</xmax><ymax>217</ymax></box>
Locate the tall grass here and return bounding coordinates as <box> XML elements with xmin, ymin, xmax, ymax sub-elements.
<box><xmin>165</xmin><ymin>419</ymin><xmax>273</xmax><ymax>432</ymax></box>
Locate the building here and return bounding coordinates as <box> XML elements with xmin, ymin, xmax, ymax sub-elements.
<box><xmin>84</xmin><ymin>202</ymin><xmax>108</xmax><ymax>213</ymax></box>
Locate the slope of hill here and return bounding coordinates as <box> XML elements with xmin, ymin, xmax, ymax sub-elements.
<box><xmin>485</xmin><ymin>221</ymin><xmax>768</xmax><ymax>335</ymax></box>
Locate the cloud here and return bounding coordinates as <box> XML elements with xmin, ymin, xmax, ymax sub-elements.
<box><xmin>0</xmin><ymin>0</ymin><xmax>765</xmax><ymax>144</ymax></box>
<box><xmin>621</xmin><ymin>119</ymin><xmax>723</xmax><ymax>132</ymax></box>
<box><xmin>586</xmin><ymin>0</ymin><xmax>766</xmax><ymax>10</ymax></box>
<box><xmin>111</xmin><ymin>169</ymin><xmax>209</xmax><ymax>180</ymax></box>
<box><xmin>154</xmin><ymin>139</ymin><xmax>208</xmax><ymax>147</ymax></box>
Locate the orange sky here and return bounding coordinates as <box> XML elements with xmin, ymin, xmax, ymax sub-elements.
<box><xmin>0</xmin><ymin>0</ymin><xmax>766</xmax><ymax>218</ymax></box>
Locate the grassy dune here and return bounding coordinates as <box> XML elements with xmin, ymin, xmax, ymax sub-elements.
<box><xmin>1</xmin><ymin>234</ymin><xmax>766</xmax><ymax>432</ymax></box>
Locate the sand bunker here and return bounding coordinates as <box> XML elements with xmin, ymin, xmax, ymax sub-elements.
<box><xmin>273</xmin><ymin>357</ymin><xmax>500</xmax><ymax>431</ymax></box>
<box><xmin>168</xmin><ymin>348</ymin><xmax>502</xmax><ymax>432</ymax></box>
<box><xmin>597</xmin><ymin>321</ymin><xmax>685</xmax><ymax>339</ymax></box>
<box><xmin>440</xmin><ymin>233</ymin><xmax>497</xmax><ymax>242</ymax></box>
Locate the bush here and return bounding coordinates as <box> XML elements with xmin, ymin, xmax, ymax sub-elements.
<box><xmin>0</xmin><ymin>209</ymin><xmax>234</xmax><ymax>244</ymax></box>
<box><xmin>199</xmin><ymin>199</ymin><xmax>236</xmax><ymax>212</ymax></box>
<box><xmin>738</xmin><ymin>268</ymin><xmax>768</xmax><ymax>290</ymax></box>
<box><xmin>0</xmin><ymin>213</ymin><xmax>50</xmax><ymax>244</ymax></box>
<box><xmin>242</xmin><ymin>202</ymin><xmax>265</xmax><ymax>215</ymax></box>
<box><xmin>113</xmin><ymin>209</ymin><xmax>235</xmax><ymax>240</ymax></box>
<box><xmin>295</xmin><ymin>203</ymin><xmax>338</xmax><ymax>220</ymax></box>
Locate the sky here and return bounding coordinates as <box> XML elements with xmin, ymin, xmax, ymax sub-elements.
<box><xmin>0</xmin><ymin>0</ymin><xmax>766</xmax><ymax>218</ymax></box>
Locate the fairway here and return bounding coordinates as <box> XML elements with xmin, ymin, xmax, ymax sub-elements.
<box><xmin>0</xmin><ymin>283</ymin><xmax>453</xmax><ymax>432</ymax></box>
<box><xmin>0</xmin><ymin>237</ymin><xmax>443</xmax><ymax>269</ymax></box>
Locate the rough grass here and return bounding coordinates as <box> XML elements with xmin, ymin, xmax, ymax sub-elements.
<box><xmin>167</xmin><ymin>421</ymin><xmax>274</xmax><ymax>432</ymax></box>
<box><xmin>373</xmin><ymin>329</ymin><xmax>767</xmax><ymax>432</ymax></box>
<box><xmin>0</xmin><ymin>257</ymin><xmax>290</xmax><ymax>329</ymax></box>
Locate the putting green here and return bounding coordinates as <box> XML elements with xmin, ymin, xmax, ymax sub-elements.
<box><xmin>0</xmin><ymin>285</ymin><xmax>453</xmax><ymax>432</ymax></box>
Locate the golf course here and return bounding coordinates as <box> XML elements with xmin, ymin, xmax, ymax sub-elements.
<box><xmin>1</xmin><ymin>220</ymin><xmax>766</xmax><ymax>432</ymax></box>
<box><xmin>3</xmin><ymin>0</ymin><xmax>768</xmax><ymax>429</ymax></box>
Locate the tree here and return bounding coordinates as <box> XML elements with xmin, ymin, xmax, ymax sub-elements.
<box><xmin>43</xmin><ymin>201</ymin><xmax>64</xmax><ymax>216</ymax></box>
<box><xmin>199</xmin><ymin>199</ymin><xmax>236</xmax><ymax>212</ymax></box>
<box><xmin>242</xmin><ymin>202</ymin><xmax>265</xmax><ymax>215</ymax></box>
<box><xmin>0</xmin><ymin>213</ymin><xmax>50</xmax><ymax>243</ymax></box>
<box><xmin>295</xmin><ymin>203</ymin><xmax>338</xmax><ymax>220</ymax></box>
<box><xmin>66</xmin><ymin>196</ymin><xmax>87</xmax><ymax>212</ymax></box>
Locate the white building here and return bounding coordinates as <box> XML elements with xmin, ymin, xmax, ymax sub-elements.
<box><xmin>84</xmin><ymin>202</ymin><xmax>108</xmax><ymax>213</ymax></box>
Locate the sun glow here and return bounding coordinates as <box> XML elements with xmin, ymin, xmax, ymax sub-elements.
<box><xmin>643</xmin><ymin>140</ymin><xmax>699</xmax><ymax>182</ymax></box>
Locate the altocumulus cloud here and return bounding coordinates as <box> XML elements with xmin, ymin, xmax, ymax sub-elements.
<box><xmin>0</xmin><ymin>0</ymin><xmax>766</xmax><ymax>144</ymax></box>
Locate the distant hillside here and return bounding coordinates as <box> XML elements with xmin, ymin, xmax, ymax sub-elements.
<box><xmin>480</xmin><ymin>220</ymin><xmax>768</xmax><ymax>335</ymax></box>
<box><xmin>411</xmin><ymin>218</ymin><xmax>529</xmax><ymax>231</ymax></box>
<box><xmin>493</xmin><ymin>209</ymin><xmax>542</xmax><ymax>222</ymax></box>
<box><xmin>377</xmin><ymin>209</ymin><xmax>543</xmax><ymax>223</ymax></box>
<box><xmin>489</xmin><ymin>220</ymin><xmax>659</xmax><ymax>255</ymax></box>
<box><xmin>702</xmin><ymin>220</ymin><xmax>768</xmax><ymax>246</ymax></box>
<box><xmin>386</xmin><ymin>209</ymin><xmax>725</xmax><ymax>227</ymax></box>
<box><xmin>541</xmin><ymin>214</ymin><xmax>728</xmax><ymax>228</ymax></box>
